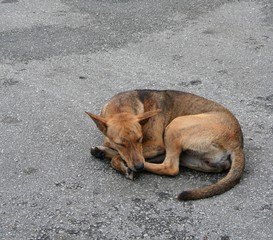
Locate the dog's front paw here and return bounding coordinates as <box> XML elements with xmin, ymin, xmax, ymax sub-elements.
<box><xmin>125</xmin><ymin>168</ymin><xmax>138</xmax><ymax>180</ymax></box>
<box><xmin>90</xmin><ymin>146</ymin><xmax>105</xmax><ymax>159</ymax></box>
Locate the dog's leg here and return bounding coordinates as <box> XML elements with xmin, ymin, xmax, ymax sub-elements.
<box><xmin>91</xmin><ymin>146</ymin><xmax>118</xmax><ymax>160</ymax></box>
<box><xmin>91</xmin><ymin>147</ymin><xmax>136</xmax><ymax>180</ymax></box>
<box><xmin>144</xmin><ymin>135</ymin><xmax>181</xmax><ymax>176</ymax></box>
<box><xmin>91</xmin><ymin>137</ymin><xmax>119</xmax><ymax>160</ymax></box>
<box><xmin>143</xmin><ymin>126</ymin><xmax>181</xmax><ymax>175</ymax></box>
<box><xmin>144</xmin><ymin>152</ymin><xmax>180</xmax><ymax>176</ymax></box>
<box><xmin>145</xmin><ymin>113</ymin><xmax>237</xmax><ymax>175</ymax></box>
<box><xmin>111</xmin><ymin>155</ymin><xmax>136</xmax><ymax>180</ymax></box>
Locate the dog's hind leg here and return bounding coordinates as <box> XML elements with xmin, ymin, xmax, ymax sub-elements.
<box><xmin>144</xmin><ymin>145</ymin><xmax>181</xmax><ymax>176</ymax></box>
<box><xmin>144</xmin><ymin>113</ymin><xmax>236</xmax><ymax>177</ymax></box>
<box><xmin>144</xmin><ymin>130</ymin><xmax>181</xmax><ymax>176</ymax></box>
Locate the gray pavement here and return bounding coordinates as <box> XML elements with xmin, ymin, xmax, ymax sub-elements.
<box><xmin>1</xmin><ymin>0</ymin><xmax>273</xmax><ymax>239</ymax></box>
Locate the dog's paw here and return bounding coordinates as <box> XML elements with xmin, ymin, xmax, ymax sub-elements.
<box><xmin>90</xmin><ymin>146</ymin><xmax>105</xmax><ymax>159</ymax></box>
<box><xmin>125</xmin><ymin>168</ymin><xmax>138</xmax><ymax>180</ymax></box>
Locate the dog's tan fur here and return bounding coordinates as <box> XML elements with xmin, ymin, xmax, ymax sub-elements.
<box><xmin>86</xmin><ymin>90</ymin><xmax>245</xmax><ymax>201</ymax></box>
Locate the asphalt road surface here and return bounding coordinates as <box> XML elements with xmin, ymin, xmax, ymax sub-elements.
<box><xmin>1</xmin><ymin>0</ymin><xmax>273</xmax><ymax>239</ymax></box>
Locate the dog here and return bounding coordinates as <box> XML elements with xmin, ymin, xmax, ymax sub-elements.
<box><xmin>86</xmin><ymin>90</ymin><xmax>245</xmax><ymax>201</ymax></box>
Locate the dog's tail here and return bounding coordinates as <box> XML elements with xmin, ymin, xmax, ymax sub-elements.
<box><xmin>177</xmin><ymin>147</ymin><xmax>245</xmax><ymax>201</ymax></box>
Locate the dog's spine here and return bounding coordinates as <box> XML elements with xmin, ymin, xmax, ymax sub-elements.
<box><xmin>177</xmin><ymin>147</ymin><xmax>245</xmax><ymax>201</ymax></box>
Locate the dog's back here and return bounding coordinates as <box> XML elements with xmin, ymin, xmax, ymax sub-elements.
<box><xmin>103</xmin><ymin>89</ymin><xmax>236</xmax><ymax>125</ymax></box>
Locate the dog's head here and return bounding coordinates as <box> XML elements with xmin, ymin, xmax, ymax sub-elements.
<box><xmin>86</xmin><ymin>109</ymin><xmax>161</xmax><ymax>172</ymax></box>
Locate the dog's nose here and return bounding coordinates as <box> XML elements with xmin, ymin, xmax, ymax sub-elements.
<box><xmin>134</xmin><ymin>163</ymin><xmax>144</xmax><ymax>172</ymax></box>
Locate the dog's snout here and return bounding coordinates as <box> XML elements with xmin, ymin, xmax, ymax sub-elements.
<box><xmin>134</xmin><ymin>163</ymin><xmax>144</xmax><ymax>172</ymax></box>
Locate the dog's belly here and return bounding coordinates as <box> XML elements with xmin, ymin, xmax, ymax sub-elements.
<box><xmin>179</xmin><ymin>150</ymin><xmax>231</xmax><ymax>173</ymax></box>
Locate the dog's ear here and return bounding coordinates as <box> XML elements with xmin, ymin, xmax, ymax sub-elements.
<box><xmin>85</xmin><ymin>112</ymin><xmax>107</xmax><ymax>134</ymax></box>
<box><xmin>137</xmin><ymin>109</ymin><xmax>161</xmax><ymax>125</ymax></box>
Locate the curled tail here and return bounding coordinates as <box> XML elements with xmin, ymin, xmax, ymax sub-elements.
<box><xmin>177</xmin><ymin>147</ymin><xmax>245</xmax><ymax>201</ymax></box>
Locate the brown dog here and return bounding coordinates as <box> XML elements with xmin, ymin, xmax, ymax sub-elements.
<box><xmin>86</xmin><ymin>90</ymin><xmax>245</xmax><ymax>201</ymax></box>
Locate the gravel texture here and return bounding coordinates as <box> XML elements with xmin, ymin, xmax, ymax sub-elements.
<box><xmin>0</xmin><ymin>0</ymin><xmax>273</xmax><ymax>239</ymax></box>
